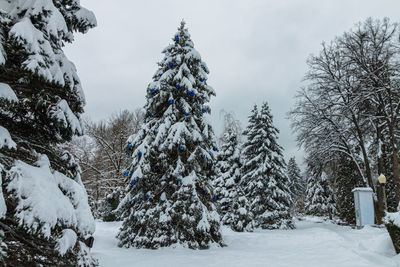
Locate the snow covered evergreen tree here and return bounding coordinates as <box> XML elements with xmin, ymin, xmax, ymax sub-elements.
<box><xmin>214</xmin><ymin>114</ymin><xmax>253</xmax><ymax>232</ymax></box>
<box><xmin>0</xmin><ymin>1</ymin><xmax>97</xmax><ymax>265</ymax></box>
<box><xmin>117</xmin><ymin>21</ymin><xmax>223</xmax><ymax>249</ymax></box>
<box><xmin>241</xmin><ymin>103</ymin><xmax>294</xmax><ymax>229</ymax></box>
<box><xmin>287</xmin><ymin>157</ymin><xmax>306</xmax><ymax>214</ymax></box>
<box><xmin>304</xmin><ymin>164</ymin><xmax>336</xmax><ymax>218</ymax></box>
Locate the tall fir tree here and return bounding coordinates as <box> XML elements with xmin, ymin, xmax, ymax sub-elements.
<box><xmin>117</xmin><ymin>21</ymin><xmax>223</xmax><ymax>249</ymax></box>
<box><xmin>287</xmin><ymin>157</ymin><xmax>306</xmax><ymax>214</ymax></box>
<box><xmin>304</xmin><ymin>164</ymin><xmax>336</xmax><ymax>218</ymax></box>
<box><xmin>214</xmin><ymin>123</ymin><xmax>253</xmax><ymax>232</ymax></box>
<box><xmin>0</xmin><ymin>1</ymin><xmax>97</xmax><ymax>265</ymax></box>
<box><xmin>241</xmin><ymin>103</ymin><xmax>294</xmax><ymax>229</ymax></box>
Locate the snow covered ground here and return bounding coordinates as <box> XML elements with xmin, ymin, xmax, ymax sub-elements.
<box><xmin>92</xmin><ymin>217</ymin><xmax>399</xmax><ymax>267</ymax></box>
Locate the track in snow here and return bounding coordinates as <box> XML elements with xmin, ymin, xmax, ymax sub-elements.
<box><xmin>91</xmin><ymin>217</ymin><xmax>398</xmax><ymax>267</ymax></box>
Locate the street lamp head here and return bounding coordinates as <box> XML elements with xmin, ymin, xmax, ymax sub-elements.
<box><xmin>378</xmin><ymin>174</ymin><xmax>387</xmax><ymax>184</ymax></box>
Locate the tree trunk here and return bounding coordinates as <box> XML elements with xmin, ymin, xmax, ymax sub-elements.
<box><xmin>388</xmin><ymin>121</ymin><xmax>400</xmax><ymax>212</ymax></box>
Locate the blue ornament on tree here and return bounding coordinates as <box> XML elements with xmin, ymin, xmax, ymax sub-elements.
<box><xmin>200</xmin><ymin>78</ymin><xmax>204</xmax><ymax>82</ymax></box>
<box><xmin>127</xmin><ymin>144</ymin><xmax>132</xmax><ymax>149</ymax></box>
<box><xmin>202</xmin><ymin>109</ymin><xmax>206</xmax><ymax>113</ymax></box>
<box><xmin>175</xmin><ymin>36</ymin><xmax>179</xmax><ymax>41</ymax></box>
<box><xmin>148</xmin><ymin>111</ymin><xmax>152</xmax><ymax>116</ymax></box>
<box><xmin>213</xmin><ymin>147</ymin><xmax>217</xmax><ymax>151</ymax></box>
<box><xmin>176</xmin><ymin>84</ymin><xmax>180</xmax><ymax>89</ymax></box>
<box><xmin>187</xmin><ymin>90</ymin><xmax>191</xmax><ymax>94</ymax></box>
<box><xmin>179</xmin><ymin>146</ymin><xmax>184</xmax><ymax>151</ymax></box>
<box><xmin>124</xmin><ymin>171</ymin><xmax>129</xmax><ymax>177</ymax></box>
<box><xmin>202</xmin><ymin>155</ymin><xmax>206</xmax><ymax>159</ymax></box>
<box><xmin>153</xmin><ymin>130</ymin><xmax>157</xmax><ymax>134</ymax></box>
<box><xmin>169</xmin><ymin>99</ymin><xmax>174</xmax><ymax>104</ymax></box>
<box><xmin>169</xmin><ymin>62</ymin><xmax>173</xmax><ymax>67</ymax></box>
<box><xmin>213</xmin><ymin>195</ymin><xmax>217</xmax><ymax>200</ymax></box>
<box><xmin>130</xmin><ymin>181</ymin><xmax>136</xmax><ymax>187</ymax></box>
<box><xmin>190</xmin><ymin>92</ymin><xmax>195</xmax><ymax>96</ymax></box>
<box><xmin>184</xmin><ymin>112</ymin><xmax>189</xmax><ymax>116</ymax></box>
<box><xmin>151</xmin><ymin>89</ymin><xmax>156</xmax><ymax>94</ymax></box>
<box><xmin>138</xmin><ymin>152</ymin><xmax>142</xmax><ymax>158</ymax></box>
<box><xmin>145</xmin><ymin>194</ymin><xmax>150</xmax><ymax>199</ymax></box>
<box><xmin>202</xmin><ymin>190</ymin><xmax>207</xmax><ymax>195</ymax></box>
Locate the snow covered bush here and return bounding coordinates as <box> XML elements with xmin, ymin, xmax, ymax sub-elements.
<box><xmin>103</xmin><ymin>189</ymin><xmax>123</xmax><ymax>222</ymax></box>
<box><xmin>117</xmin><ymin>21</ymin><xmax>223</xmax><ymax>249</ymax></box>
<box><xmin>384</xmin><ymin>212</ymin><xmax>400</xmax><ymax>254</ymax></box>
<box><xmin>241</xmin><ymin>103</ymin><xmax>294</xmax><ymax>229</ymax></box>
<box><xmin>0</xmin><ymin>0</ymin><xmax>97</xmax><ymax>265</ymax></box>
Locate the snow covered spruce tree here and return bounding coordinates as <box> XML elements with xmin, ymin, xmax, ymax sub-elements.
<box><xmin>117</xmin><ymin>21</ymin><xmax>223</xmax><ymax>249</ymax></box>
<box><xmin>0</xmin><ymin>1</ymin><xmax>97</xmax><ymax>265</ymax></box>
<box><xmin>287</xmin><ymin>157</ymin><xmax>306</xmax><ymax>214</ymax></box>
<box><xmin>304</xmin><ymin>163</ymin><xmax>336</xmax><ymax>218</ymax></box>
<box><xmin>214</xmin><ymin>113</ymin><xmax>253</xmax><ymax>232</ymax></box>
<box><xmin>241</xmin><ymin>103</ymin><xmax>294</xmax><ymax>229</ymax></box>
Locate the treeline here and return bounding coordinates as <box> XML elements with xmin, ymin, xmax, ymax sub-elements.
<box><xmin>68</xmin><ymin>106</ymin><xmax>307</xmax><ymax>226</ymax></box>
<box><xmin>291</xmin><ymin>18</ymin><xmax>400</xmax><ymax>226</ymax></box>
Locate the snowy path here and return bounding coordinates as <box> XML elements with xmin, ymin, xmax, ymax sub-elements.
<box><xmin>92</xmin><ymin>218</ymin><xmax>399</xmax><ymax>267</ymax></box>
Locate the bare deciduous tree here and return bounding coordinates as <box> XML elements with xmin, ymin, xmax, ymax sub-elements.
<box><xmin>64</xmin><ymin>109</ymin><xmax>144</xmax><ymax>217</ymax></box>
<box><xmin>290</xmin><ymin>18</ymin><xmax>400</xmax><ymax>218</ymax></box>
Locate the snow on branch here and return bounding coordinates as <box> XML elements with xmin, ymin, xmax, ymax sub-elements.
<box><xmin>6</xmin><ymin>155</ymin><xmax>95</xmax><ymax>239</ymax></box>
<box><xmin>49</xmin><ymin>99</ymin><xmax>83</xmax><ymax>136</ymax></box>
<box><xmin>0</xmin><ymin>83</ymin><xmax>18</xmax><ymax>102</ymax></box>
<box><xmin>56</xmin><ymin>229</ymin><xmax>77</xmax><ymax>256</ymax></box>
<box><xmin>0</xmin><ymin>164</ymin><xmax>6</xmax><ymax>219</ymax></box>
<box><xmin>0</xmin><ymin>126</ymin><xmax>16</xmax><ymax>149</ymax></box>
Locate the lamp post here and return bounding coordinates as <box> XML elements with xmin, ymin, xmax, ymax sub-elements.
<box><xmin>376</xmin><ymin>174</ymin><xmax>387</xmax><ymax>224</ymax></box>
<box><xmin>378</xmin><ymin>174</ymin><xmax>387</xmax><ymax>210</ymax></box>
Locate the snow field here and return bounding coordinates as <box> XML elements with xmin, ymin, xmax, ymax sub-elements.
<box><xmin>92</xmin><ymin>217</ymin><xmax>398</xmax><ymax>267</ymax></box>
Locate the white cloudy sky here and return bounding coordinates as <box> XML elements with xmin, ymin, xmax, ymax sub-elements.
<box><xmin>65</xmin><ymin>0</ymin><xmax>400</xmax><ymax>167</ymax></box>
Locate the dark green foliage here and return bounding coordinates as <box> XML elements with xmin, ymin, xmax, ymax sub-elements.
<box><xmin>334</xmin><ymin>157</ymin><xmax>362</xmax><ymax>225</ymax></box>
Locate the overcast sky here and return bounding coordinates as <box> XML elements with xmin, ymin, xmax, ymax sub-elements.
<box><xmin>65</xmin><ymin>0</ymin><xmax>400</xmax><ymax>167</ymax></box>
